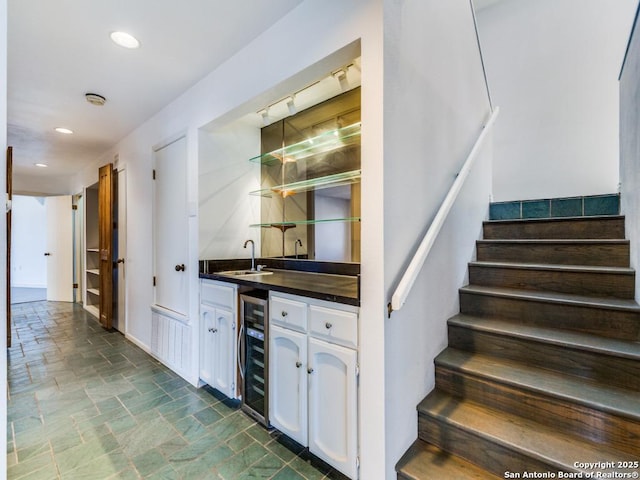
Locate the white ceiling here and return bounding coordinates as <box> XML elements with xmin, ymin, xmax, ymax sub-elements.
<box><xmin>7</xmin><ymin>0</ymin><xmax>304</xmax><ymax>191</ymax></box>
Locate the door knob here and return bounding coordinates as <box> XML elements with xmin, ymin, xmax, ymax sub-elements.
<box><xmin>44</xmin><ymin>252</ymin><xmax>51</xmax><ymax>256</ymax></box>
<box><xmin>175</xmin><ymin>264</ymin><xmax>185</xmax><ymax>271</ymax></box>
<box><xmin>116</xmin><ymin>258</ymin><xmax>125</xmax><ymax>264</ymax></box>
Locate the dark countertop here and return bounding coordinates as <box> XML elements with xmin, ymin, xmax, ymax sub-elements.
<box><xmin>200</xmin><ymin>269</ymin><xmax>359</xmax><ymax>306</ymax></box>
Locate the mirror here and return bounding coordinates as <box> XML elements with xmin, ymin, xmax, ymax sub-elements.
<box><xmin>257</xmin><ymin>88</ymin><xmax>361</xmax><ymax>262</ymax></box>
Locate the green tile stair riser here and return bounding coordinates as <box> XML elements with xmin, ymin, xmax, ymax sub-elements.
<box><xmin>489</xmin><ymin>194</ymin><xmax>620</xmax><ymax>220</ymax></box>
<box><xmin>522</xmin><ymin>200</ymin><xmax>550</xmax><ymax>218</ymax></box>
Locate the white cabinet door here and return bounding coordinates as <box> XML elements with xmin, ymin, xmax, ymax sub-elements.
<box><xmin>269</xmin><ymin>325</ymin><xmax>308</xmax><ymax>445</ymax></box>
<box><xmin>212</xmin><ymin>308</ymin><xmax>236</xmax><ymax>398</ymax></box>
<box><xmin>199</xmin><ymin>305</ymin><xmax>216</xmax><ymax>386</ymax></box>
<box><xmin>308</xmin><ymin>337</ymin><xmax>358</xmax><ymax>479</ymax></box>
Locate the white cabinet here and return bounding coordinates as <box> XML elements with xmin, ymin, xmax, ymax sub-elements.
<box><xmin>269</xmin><ymin>324</ymin><xmax>308</xmax><ymax>444</ymax></box>
<box><xmin>269</xmin><ymin>292</ymin><xmax>359</xmax><ymax>479</ymax></box>
<box><xmin>200</xmin><ymin>279</ymin><xmax>238</xmax><ymax>399</ymax></box>
<box><xmin>308</xmin><ymin>337</ymin><xmax>358</xmax><ymax>478</ymax></box>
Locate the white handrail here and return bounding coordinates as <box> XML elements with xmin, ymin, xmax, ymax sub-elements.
<box><xmin>388</xmin><ymin>107</ymin><xmax>500</xmax><ymax>317</ymax></box>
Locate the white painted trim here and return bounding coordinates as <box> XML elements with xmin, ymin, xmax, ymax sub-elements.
<box><xmin>150</xmin><ymin>303</ymin><xmax>189</xmax><ymax>325</ymax></box>
<box><xmin>389</xmin><ymin>107</ymin><xmax>499</xmax><ymax>314</ymax></box>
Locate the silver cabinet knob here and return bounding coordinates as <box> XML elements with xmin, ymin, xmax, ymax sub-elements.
<box><xmin>208</xmin><ymin>327</ymin><xmax>217</xmax><ymax>333</ymax></box>
<box><xmin>296</xmin><ymin>361</ymin><xmax>302</xmax><ymax>368</ymax></box>
<box><xmin>281</xmin><ymin>311</ymin><xmax>288</xmax><ymax>317</ymax></box>
<box><xmin>307</xmin><ymin>367</ymin><xmax>314</xmax><ymax>374</ymax></box>
<box><xmin>175</xmin><ymin>264</ymin><xmax>186</xmax><ymax>272</ymax></box>
<box><xmin>325</xmin><ymin>322</ymin><xmax>332</xmax><ymax>329</ymax></box>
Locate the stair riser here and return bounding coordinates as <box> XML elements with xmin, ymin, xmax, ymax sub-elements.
<box><xmin>476</xmin><ymin>242</ymin><xmax>630</xmax><ymax>267</ymax></box>
<box><xmin>418</xmin><ymin>412</ymin><xmax>565</xmax><ymax>477</ymax></box>
<box><xmin>435</xmin><ymin>366</ymin><xmax>640</xmax><ymax>456</ymax></box>
<box><xmin>468</xmin><ymin>265</ymin><xmax>635</xmax><ymax>299</ymax></box>
<box><xmin>483</xmin><ymin>217</ymin><xmax>625</xmax><ymax>240</ymax></box>
<box><xmin>448</xmin><ymin>324</ymin><xmax>640</xmax><ymax>390</ymax></box>
<box><xmin>459</xmin><ymin>292</ymin><xmax>640</xmax><ymax>341</ymax></box>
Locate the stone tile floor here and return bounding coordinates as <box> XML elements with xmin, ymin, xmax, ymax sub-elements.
<box><xmin>7</xmin><ymin>301</ymin><xmax>340</xmax><ymax>479</ymax></box>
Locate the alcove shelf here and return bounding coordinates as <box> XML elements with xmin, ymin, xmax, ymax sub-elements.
<box><xmin>250</xmin><ymin>169</ymin><xmax>361</xmax><ymax>198</ymax></box>
<box><xmin>249</xmin><ymin>122</ymin><xmax>361</xmax><ymax>166</ymax></box>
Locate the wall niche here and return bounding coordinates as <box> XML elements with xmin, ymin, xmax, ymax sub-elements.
<box><xmin>253</xmin><ymin>87</ymin><xmax>361</xmax><ymax>263</ymax></box>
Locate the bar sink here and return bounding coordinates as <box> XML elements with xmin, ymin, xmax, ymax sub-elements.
<box><xmin>218</xmin><ymin>270</ymin><xmax>273</xmax><ymax>277</ymax></box>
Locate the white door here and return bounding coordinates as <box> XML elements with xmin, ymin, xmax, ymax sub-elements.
<box><xmin>270</xmin><ymin>324</ymin><xmax>308</xmax><ymax>445</ymax></box>
<box><xmin>308</xmin><ymin>337</ymin><xmax>358</xmax><ymax>479</ymax></box>
<box><xmin>213</xmin><ymin>308</ymin><xmax>235</xmax><ymax>397</ymax></box>
<box><xmin>45</xmin><ymin>195</ymin><xmax>73</xmax><ymax>302</ymax></box>
<box><xmin>154</xmin><ymin>136</ymin><xmax>188</xmax><ymax>316</ymax></box>
<box><xmin>199</xmin><ymin>305</ymin><xmax>216</xmax><ymax>385</ymax></box>
<box><xmin>116</xmin><ymin>168</ymin><xmax>127</xmax><ymax>333</ymax></box>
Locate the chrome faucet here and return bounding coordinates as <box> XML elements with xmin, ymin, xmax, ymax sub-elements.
<box><xmin>294</xmin><ymin>239</ymin><xmax>303</xmax><ymax>259</ymax></box>
<box><xmin>244</xmin><ymin>239</ymin><xmax>256</xmax><ymax>271</ymax></box>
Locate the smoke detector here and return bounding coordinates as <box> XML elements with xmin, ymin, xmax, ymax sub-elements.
<box><xmin>85</xmin><ymin>93</ymin><xmax>106</xmax><ymax>106</ymax></box>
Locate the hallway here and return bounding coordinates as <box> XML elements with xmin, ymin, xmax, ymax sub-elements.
<box><xmin>6</xmin><ymin>301</ymin><xmax>332</xmax><ymax>479</ymax></box>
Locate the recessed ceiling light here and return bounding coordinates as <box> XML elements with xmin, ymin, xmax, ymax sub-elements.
<box><xmin>34</xmin><ymin>163</ymin><xmax>48</xmax><ymax>168</ymax></box>
<box><xmin>110</xmin><ymin>31</ymin><xmax>140</xmax><ymax>49</ymax></box>
<box><xmin>55</xmin><ymin>127</ymin><xmax>73</xmax><ymax>134</ymax></box>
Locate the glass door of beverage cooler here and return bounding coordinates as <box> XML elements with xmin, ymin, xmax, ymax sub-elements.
<box><xmin>240</xmin><ymin>292</ymin><xmax>269</xmax><ymax>426</ymax></box>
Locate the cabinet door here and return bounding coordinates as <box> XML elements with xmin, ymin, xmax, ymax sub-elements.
<box><xmin>212</xmin><ymin>308</ymin><xmax>236</xmax><ymax>398</ymax></box>
<box><xmin>269</xmin><ymin>325</ymin><xmax>308</xmax><ymax>445</ymax></box>
<box><xmin>199</xmin><ymin>305</ymin><xmax>216</xmax><ymax>386</ymax></box>
<box><xmin>308</xmin><ymin>338</ymin><xmax>358</xmax><ymax>479</ymax></box>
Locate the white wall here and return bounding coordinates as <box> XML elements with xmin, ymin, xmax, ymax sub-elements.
<box><xmin>71</xmin><ymin>1</ymin><xmax>387</xmax><ymax>476</ymax></box>
<box><xmin>477</xmin><ymin>0</ymin><xmax>637</xmax><ymax>201</ymax></box>
<box><xmin>198</xmin><ymin>122</ymin><xmax>261</xmax><ymax>260</ymax></box>
<box><xmin>1</xmin><ymin>0</ymin><xmax>8</xmax><ymax>474</ymax></box>
<box><xmin>382</xmin><ymin>1</ymin><xmax>492</xmax><ymax>477</ymax></box>
<box><xmin>11</xmin><ymin>195</ymin><xmax>47</xmax><ymax>287</ymax></box>
<box><xmin>620</xmin><ymin>6</ymin><xmax>640</xmax><ymax>301</ymax></box>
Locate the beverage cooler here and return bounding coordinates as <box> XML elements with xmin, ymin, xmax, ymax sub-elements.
<box><xmin>239</xmin><ymin>290</ymin><xmax>269</xmax><ymax>427</ymax></box>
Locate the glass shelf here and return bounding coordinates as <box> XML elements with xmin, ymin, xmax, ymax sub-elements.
<box><xmin>250</xmin><ymin>217</ymin><xmax>361</xmax><ymax>230</ymax></box>
<box><xmin>250</xmin><ymin>169</ymin><xmax>361</xmax><ymax>198</ymax></box>
<box><xmin>249</xmin><ymin>122</ymin><xmax>361</xmax><ymax>166</ymax></box>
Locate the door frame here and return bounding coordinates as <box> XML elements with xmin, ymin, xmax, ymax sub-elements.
<box><xmin>116</xmin><ymin>167</ymin><xmax>127</xmax><ymax>334</ymax></box>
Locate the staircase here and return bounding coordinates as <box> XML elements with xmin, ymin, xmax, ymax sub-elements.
<box><xmin>396</xmin><ymin>212</ymin><xmax>640</xmax><ymax>479</ymax></box>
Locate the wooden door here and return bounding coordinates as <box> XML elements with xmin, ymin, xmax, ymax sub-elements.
<box><xmin>98</xmin><ymin>163</ymin><xmax>114</xmax><ymax>329</ymax></box>
<box><xmin>45</xmin><ymin>196</ymin><xmax>74</xmax><ymax>301</ymax></box>
<box><xmin>153</xmin><ymin>136</ymin><xmax>188</xmax><ymax>316</ymax></box>
<box><xmin>6</xmin><ymin>147</ymin><xmax>12</xmax><ymax>347</ymax></box>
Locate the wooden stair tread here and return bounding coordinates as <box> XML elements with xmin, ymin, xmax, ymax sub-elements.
<box><xmin>477</xmin><ymin>238</ymin><xmax>629</xmax><ymax>245</ymax></box>
<box><xmin>460</xmin><ymin>284</ymin><xmax>640</xmax><ymax>312</ymax></box>
<box><xmin>396</xmin><ymin>440</ymin><xmax>501</xmax><ymax>480</ymax></box>
<box><xmin>436</xmin><ymin>348</ymin><xmax>640</xmax><ymax>421</ymax></box>
<box><xmin>449</xmin><ymin>314</ymin><xmax>640</xmax><ymax>360</ymax></box>
<box><xmin>484</xmin><ymin>215</ymin><xmax>625</xmax><ymax>226</ymax></box>
<box><xmin>419</xmin><ymin>390</ymin><xmax>636</xmax><ymax>471</ymax></box>
<box><xmin>469</xmin><ymin>261</ymin><xmax>635</xmax><ymax>275</ymax></box>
